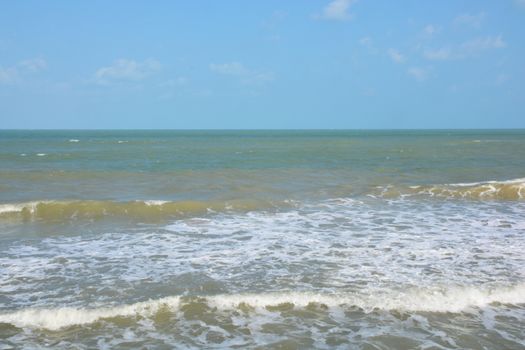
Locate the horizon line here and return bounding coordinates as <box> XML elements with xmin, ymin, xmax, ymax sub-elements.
<box><xmin>1</xmin><ymin>128</ymin><xmax>525</xmax><ymax>131</ymax></box>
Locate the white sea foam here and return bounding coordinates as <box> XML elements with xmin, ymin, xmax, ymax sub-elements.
<box><xmin>1</xmin><ymin>284</ymin><xmax>524</xmax><ymax>330</ymax></box>
<box><xmin>68</xmin><ymin>139</ymin><xmax>79</xmax><ymax>143</ymax></box>
<box><xmin>1</xmin><ymin>196</ymin><xmax>525</xmax><ymax>350</ymax></box>
<box><xmin>0</xmin><ymin>202</ymin><xmax>38</xmax><ymax>215</ymax></box>
<box><xmin>36</xmin><ymin>153</ymin><xmax>47</xmax><ymax>157</ymax></box>
<box><xmin>2</xmin><ymin>199</ymin><xmax>525</xmax><ymax>309</ymax></box>
<box><xmin>0</xmin><ymin>200</ymin><xmax>172</xmax><ymax>214</ymax></box>
<box><xmin>0</xmin><ymin>204</ymin><xmax>25</xmax><ymax>215</ymax></box>
<box><xmin>207</xmin><ymin>284</ymin><xmax>525</xmax><ymax>313</ymax></box>
<box><xmin>449</xmin><ymin>177</ymin><xmax>525</xmax><ymax>187</ymax></box>
<box><xmin>143</xmin><ymin>200</ymin><xmax>170</xmax><ymax>206</ymax></box>
<box><xmin>374</xmin><ymin>177</ymin><xmax>525</xmax><ymax>200</ymax></box>
<box><xmin>0</xmin><ymin>199</ymin><xmax>186</xmax><ymax>217</ymax></box>
<box><xmin>0</xmin><ymin>296</ymin><xmax>181</xmax><ymax>330</ymax></box>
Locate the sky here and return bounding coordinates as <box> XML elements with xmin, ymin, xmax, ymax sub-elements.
<box><xmin>1</xmin><ymin>0</ymin><xmax>524</xmax><ymax>129</ymax></box>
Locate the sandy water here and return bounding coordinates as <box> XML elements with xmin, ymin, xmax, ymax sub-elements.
<box><xmin>0</xmin><ymin>130</ymin><xmax>524</xmax><ymax>349</ymax></box>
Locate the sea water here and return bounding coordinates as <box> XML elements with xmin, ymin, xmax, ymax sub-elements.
<box><xmin>0</xmin><ymin>130</ymin><xmax>524</xmax><ymax>349</ymax></box>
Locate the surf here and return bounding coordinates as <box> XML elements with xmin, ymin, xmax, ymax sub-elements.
<box><xmin>1</xmin><ymin>283</ymin><xmax>524</xmax><ymax>330</ymax></box>
<box><xmin>0</xmin><ymin>199</ymin><xmax>279</xmax><ymax>222</ymax></box>
<box><xmin>371</xmin><ymin>177</ymin><xmax>525</xmax><ymax>200</ymax></box>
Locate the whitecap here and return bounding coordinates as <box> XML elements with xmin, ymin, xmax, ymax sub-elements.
<box><xmin>1</xmin><ymin>284</ymin><xmax>524</xmax><ymax>330</ymax></box>
<box><xmin>0</xmin><ymin>296</ymin><xmax>181</xmax><ymax>330</ymax></box>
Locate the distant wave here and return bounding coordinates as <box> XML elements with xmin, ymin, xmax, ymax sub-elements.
<box><xmin>1</xmin><ymin>283</ymin><xmax>523</xmax><ymax>330</ymax></box>
<box><xmin>1</xmin><ymin>178</ymin><xmax>523</xmax><ymax>223</ymax></box>
<box><xmin>0</xmin><ymin>199</ymin><xmax>277</xmax><ymax>222</ymax></box>
<box><xmin>373</xmin><ymin>178</ymin><xmax>525</xmax><ymax>201</ymax></box>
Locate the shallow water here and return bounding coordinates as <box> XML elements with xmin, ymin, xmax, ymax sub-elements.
<box><xmin>0</xmin><ymin>130</ymin><xmax>524</xmax><ymax>349</ymax></box>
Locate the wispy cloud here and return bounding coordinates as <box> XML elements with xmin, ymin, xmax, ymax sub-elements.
<box><xmin>424</xmin><ymin>35</ymin><xmax>506</xmax><ymax>61</ymax></box>
<box><xmin>18</xmin><ymin>58</ymin><xmax>47</xmax><ymax>72</ymax></box>
<box><xmin>407</xmin><ymin>67</ymin><xmax>427</xmax><ymax>81</ymax></box>
<box><xmin>454</xmin><ymin>12</ymin><xmax>485</xmax><ymax>28</ymax></box>
<box><xmin>316</xmin><ymin>0</ymin><xmax>356</xmax><ymax>21</ymax></box>
<box><xmin>359</xmin><ymin>37</ymin><xmax>372</xmax><ymax>47</ymax></box>
<box><xmin>461</xmin><ymin>35</ymin><xmax>506</xmax><ymax>53</ymax></box>
<box><xmin>424</xmin><ymin>48</ymin><xmax>452</xmax><ymax>61</ymax></box>
<box><xmin>209</xmin><ymin>62</ymin><xmax>274</xmax><ymax>85</ymax></box>
<box><xmin>262</xmin><ymin>11</ymin><xmax>286</xmax><ymax>42</ymax></box>
<box><xmin>160</xmin><ymin>77</ymin><xmax>188</xmax><ymax>88</ymax></box>
<box><xmin>516</xmin><ymin>0</ymin><xmax>525</xmax><ymax>8</ymax></box>
<box><xmin>157</xmin><ymin>77</ymin><xmax>189</xmax><ymax>100</ymax></box>
<box><xmin>0</xmin><ymin>66</ymin><xmax>18</xmax><ymax>84</ymax></box>
<box><xmin>0</xmin><ymin>57</ymin><xmax>47</xmax><ymax>84</ymax></box>
<box><xmin>423</xmin><ymin>24</ymin><xmax>439</xmax><ymax>36</ymax></box>
<box><xmin>387</xmin><ymin>49</ymin><xmax>405</xmax><ymax>63</ymax></box>
<box><xmin>94</xmin><ymin>59</ymin><xmax>161</xmax><ymax>85</ymax></box>
<box><xmin>359</xmin><ymin>37</ymin><xmax>378</xmax><ymax>54</ymax></box>
<box><xmin>262</xmin><ymin>10</ymin><xmax>286</xmax><ymax>29</ymax></box>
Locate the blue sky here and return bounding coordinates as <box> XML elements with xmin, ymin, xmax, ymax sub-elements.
<box><xmin>1</xmin><ymin>0</ymin><xmax>524</xmax><ymax>129</ymax></box>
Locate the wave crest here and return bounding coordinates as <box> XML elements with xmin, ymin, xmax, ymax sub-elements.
<box><xmin>1</xmin><ymin>283</ymin><xmax>524</xmax><ymax>330</ymax></box>
<box><xmin>0</xmin><ymin>199</ymin><xmax>275</xmax><ymax>222</ymax></box>
<box><xmin>375</xmin><ymin>178</ymin><xmax>525</xmax><ymax>200</ymax></box>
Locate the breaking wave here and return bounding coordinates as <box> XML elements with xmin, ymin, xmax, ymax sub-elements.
<box><xmin>0</xmin><ymin>199</ymin><xmax>277</xmax><ymax>222</ymax></box>
<box><xmin>374</xmin><ymin>178</ymin><xmax>525</xmax><ymax>200</ymax></box>
<box><xmin>1</xmin><ymin>284</ymin><xmax>524</xmax><ymax>330</ymax></box>
<box><xmin>1</xmin><ymin>178</ymin><xmax>523</xmax><ymax>223</ymax></box>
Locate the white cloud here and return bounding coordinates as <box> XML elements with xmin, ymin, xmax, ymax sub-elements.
<box><xmin>387</xmin><ymin>49</ymin><xmax>405</xmax><ymax>63</ymax></box>
<box><xmin>0</xmin><ymin>57</ymin><xmax>47</xmax><ymax>84</ymax></box>
<box><xmin>317</xmin><ymin>0</ymin><xmax>356</xmax><ymax>21</ymax></box>
<box><xmin>424</xmin><ymin>48</ymin><xmax>452</xmax><ymax>61</ymax></box>
<box><xmin>0</xmin><ymin>66</ymin><xmax>18</xmax><ymax>84</ymax></box>
<box><xmin>157</xmin><ymin>77</ymin><xmax>190</xmax><ymax>100</ymax></box>
<box><xmin>461</xmin><ymin>35</ymin><xmax>506</xmax><ymax>53</ymax></box>
<box><xmin>18</xmin><ymin>58</ymin><xmax>47</xmax><ymax>72</ymax></box>
<box><xmin>454</xmin><ymin>12</ymin><xmax>485</xmax><ymax>28</ymax></box>
<box><xmin>359</xmin><ymin>37</ymin><xmax>378</xmax><ymax>54</ymax></box>
<box><xmin>516</xmin><ymin>0</ymin><xmax>525</xmax><ymax>8</ymax></box>
<box><xmin>94</xmin><ymin>59</ymin><xmax>161</xmax><ymax>85</ymax></box>
<box><xmin>209</xmin><ymin>62</ymin><xmax>274</xmax><ymax>84</ymax></box>
<box><xmin>407</xmin><ymin>67</ymin><xmax>427</xmax><ymax>81</ymax></box>
<box><xmin>424</xmin><ymin>36</ymin><xmax>506</xmax><ymax>61</ymax></box>
<box><xmin>161</xmin><ymin>77</ymin><xmax>188</xmax><ymax>87</ymax></box>
<box><xmin>210</xmin><ymin>62</ymin><xmax>249</xmax><ymax>76</ymax></box>
<box><xmin>423</xmin><ymin>25</ymin><xmax>439</xmax><ymax>36</ymax></box>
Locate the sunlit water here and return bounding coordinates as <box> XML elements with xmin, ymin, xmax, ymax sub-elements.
<box><xmin>0</xmin><ymin>130</ymin><xmax>524</xmax><ymax>349</ymax></box>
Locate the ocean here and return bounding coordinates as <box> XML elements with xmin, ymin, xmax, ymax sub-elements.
<box><xmin>0</xmin><ymin>130</ymin><xmax>524</xmax><ymax>349</ymax></box>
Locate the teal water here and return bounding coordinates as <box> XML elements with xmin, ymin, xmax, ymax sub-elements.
<box><xmin>0</xmin><ymin>130</ymin><xmax>524</xmax><ymax>349</ymax></box>
<box><xmin>1</xmin><ymin>130</ymin><xmax>524</xmax><ymax>202</ymax></box>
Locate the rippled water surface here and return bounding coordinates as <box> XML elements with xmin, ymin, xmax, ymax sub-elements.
<box><xmin>0</xmin><ymin>130</ymin><xmax>524</xmax><ymax>349</ymax></box>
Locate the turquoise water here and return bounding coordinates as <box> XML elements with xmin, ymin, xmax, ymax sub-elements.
<box><xmin>0</xmin><ymin>130</ymin><xmax>524</xmax><ymax>349</ymax></box>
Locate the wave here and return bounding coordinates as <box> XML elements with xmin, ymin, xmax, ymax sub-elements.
<box><xmin>1</xmin><ymin>178</ymin><xmax>522</xmax><ymax>223</ymax></box>
<box><xmin>0</xmin><ymin>296</ymin><xmax>181</xmax><ymax>331</ymax></box>
<box><xmin>0</xmin><ymin>199</ymin><xmax>277</xmax><ymax>222</ymax></box>
<box><xmin>374</xmin><ymin>178</ymin><xmax>525</xmax><ymax>201</ymax></box>
<box><xmin>1</xmin><ymin>283</ymin><xmax>524</xmax><ymax>330</ymax></box>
